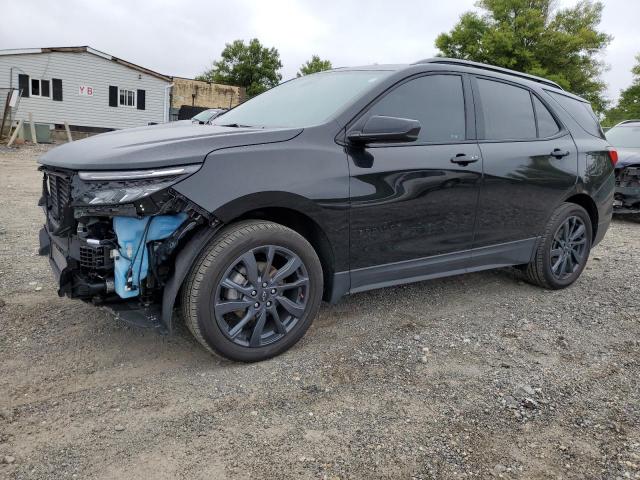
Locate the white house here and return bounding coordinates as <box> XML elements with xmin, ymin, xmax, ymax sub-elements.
<box><xmin>0</xmin><ymin>46</ymin><xmax>173</xmax><ymax>134</ymax></box>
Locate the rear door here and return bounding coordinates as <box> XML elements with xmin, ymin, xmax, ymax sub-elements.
<box><xmin>470</xmin><ymin>76</ymin><xmax>577</xmax><ymax>267</ymax></box>
<box><xmin>347</xmin><ymin>73</ymin><xmax>483</xmax><ymax>290</ymax></box>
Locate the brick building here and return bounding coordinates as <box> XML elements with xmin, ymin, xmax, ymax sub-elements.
<box><xmin>170</xmin><ymin>77</ymin><xmax>244</xmax><ymax>121</ymax></box>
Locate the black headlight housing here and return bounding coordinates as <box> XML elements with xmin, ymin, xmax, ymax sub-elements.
<box><xmin>76</xmin><ymin>165</ymin><xmax>201</xmax><ymax>205</ymax></box>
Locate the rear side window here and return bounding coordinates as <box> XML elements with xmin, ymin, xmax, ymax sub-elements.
<box><xmin>476</xmin><ymin>79</ymin><xmax>536</xmax><ymax>140</ymax></box>
<box><xmin>533</xmin><ymin>96</ymin><xmax>560</xmax><ymax>138</ymax></box>
<box><xmin>546</xmin><ymin>91</ymin><xmax>604</xmax><ymax>139</ymax></box>
<box><xmin>368</xmin><ymin>74</ymin><xmax>466</xmax><ymax>143</ymax></box>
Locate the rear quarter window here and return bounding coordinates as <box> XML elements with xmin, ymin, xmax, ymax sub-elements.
<box><xmin>546</xmin><ymin>91</ymin><xmax>604</xmax><ymax>139</ymax></box>
<box><xmin>532</xmin><ymin>96</ymin><xmax>560</xmax><ymax>138</ymax></box>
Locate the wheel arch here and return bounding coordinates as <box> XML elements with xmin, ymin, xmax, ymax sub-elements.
<box><xmin>214</xmin><ymin>191</ymin><xmax>340</xmax><ymax>302</ymax></box>
<box><xmin>161</xmin><ymin>192</ymin><xmax>345</xmax><ymax>331</ymax></box>
<box><xmin>563</xmin><ymin>192</ymin><xmax>599</xmax><ymax>241</ymax></box>
<box><xmin>233</xmin><ymin>208</ymin><xmax>337</xmax><ymax>303</ymax></box>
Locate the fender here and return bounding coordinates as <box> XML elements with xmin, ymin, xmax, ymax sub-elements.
<box><xmin>212</xmin><ymin>191</ymin><xmax>334</xmax><ymax>225</ymax></box>
<box><xmin>160</xmin><ymin>191</ymin><xmax>349</xmax><ymax>330</ymax></box>
<box><xmin>160</xmin><ymin>223</ymin><xmax>222</xmax><ymax>331</ymax></box>
<box><xmin>211</xmin><ymin>190</ymin><xmax>348</xmax><ymax>275</ymax></box>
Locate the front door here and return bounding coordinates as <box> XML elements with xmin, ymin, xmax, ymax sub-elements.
<box><xmin>347</xmin><ymin>73</ymin><xmax>482</xmax><ymax>291</ymax></box>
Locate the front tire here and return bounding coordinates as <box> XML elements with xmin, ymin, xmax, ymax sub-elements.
<box><xmin>523</xmin><ymin>202</ymin><xmax>592</xmax><ymax>289</ymax></box>
<box><xmin>181</xmin><ymin>220</ymin><xmax>323</xmax><ymax>362</ymax></box>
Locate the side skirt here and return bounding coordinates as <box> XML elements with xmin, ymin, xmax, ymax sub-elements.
<box><xmin>328</xmin><ymin>237</ymin><xmax>538</xmax><ymax>300</ymax></box>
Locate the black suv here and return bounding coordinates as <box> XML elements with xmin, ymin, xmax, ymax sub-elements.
<box><xmin>38</xmin><ymin>58</ymin><xmax>616</xmax><ymax>362</ymax></box>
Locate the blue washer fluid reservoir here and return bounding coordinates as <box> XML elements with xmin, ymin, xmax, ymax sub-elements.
<box><xmin>112</xmin><ymin>213</ymin><xmax>188</xmax><ymax>299</ymax></box>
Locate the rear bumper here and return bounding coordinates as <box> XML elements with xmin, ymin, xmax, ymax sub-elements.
<box><xmin>614</xmin><ymin>165</ymin><xmax>640</xmax><ymax>214</ymax></box>
<box><xmin>613</xmin><ymin>185</ymin><xmax>640</xmax><ymax>214</ymax></box>
<box><xmin>594</xmin><ymin>218</ymin><xmax>611</xmax><ymax>247</ymax></box>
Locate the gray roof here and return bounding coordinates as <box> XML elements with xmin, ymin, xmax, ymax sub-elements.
<box><xmin>0</xmin><ymin>46</ymin><xmax>172</xmax><ymax>82</ymax></box>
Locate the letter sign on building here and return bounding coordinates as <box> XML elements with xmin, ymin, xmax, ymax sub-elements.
<box><xmin>78</xmin><ymin>86</ymin><xmax>94</xmax><ymax>96</ymax></box>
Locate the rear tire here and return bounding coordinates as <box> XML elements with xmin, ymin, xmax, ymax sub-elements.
<box><xmin>181</xmin><ymin>220</ymin><xmax>323</xmax><ymax>362</ymax></box>
<box><xmin>523</xmin><ymin>202</ymin><xmax>592</xmax><ymax>289</ymax></box>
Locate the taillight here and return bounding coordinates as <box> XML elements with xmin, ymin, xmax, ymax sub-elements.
<box><xmin>608</xmin><ymin>148</ymin><xmax>618</xmax><ymax>166</ymax></box>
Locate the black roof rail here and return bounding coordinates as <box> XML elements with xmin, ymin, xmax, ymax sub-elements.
<box><xmin>413</xmin><ymin>57</ymin><xmax>563</xmax><ymax>90</ymax></box>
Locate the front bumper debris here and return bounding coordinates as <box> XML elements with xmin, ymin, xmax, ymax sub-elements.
<box><xmin>38</xmin><ymin>165</ymin><xmax>216</xmax><ymax>333</ymax></box>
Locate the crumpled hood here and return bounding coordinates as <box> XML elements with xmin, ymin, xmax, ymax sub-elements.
<box><xmin>615</xmin><ymin>148</ymin><xmax>640</xmax><ymax>169</ymax></box>
<box><xmin>39</xmin><ymin>122</ymin><xmax>303</xmax><ymax>170</ymax></box>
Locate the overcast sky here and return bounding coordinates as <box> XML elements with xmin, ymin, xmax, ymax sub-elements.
<box><xmin>1</xmin><ymin>0</ymin><xmax>637</xmax><ymax>102</ymax></box>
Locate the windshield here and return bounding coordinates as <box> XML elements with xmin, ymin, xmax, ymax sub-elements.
<box><xmin>213</xmin><ymin>70</ymin><xmax>392</xmax><ymax>128</ymax></box>
<box><xmin>606</xmin><ymin>125</ymin><xmax>640</xmax><ymax>148</ymax></box>
<box><xmin>192</xmin><ymin>110</ymin><xmax>218</xmax><ymax>122</ymax></box>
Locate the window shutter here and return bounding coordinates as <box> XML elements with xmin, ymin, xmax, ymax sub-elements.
<box><xmin>18</xmin><ymin>74</ymin><xmax>29</xmax><ymax>98</ymax></box>
<box><xmin>137</xmin><ymin>89</ymin><xmax>146</xmax><ymax>110</ymax></box>
<box><xmin>109</xmin><ymin>86</ymin><xmax>118</xmax><ymax>107</ymax></box>
<box><xmin>52</xmin><ymin>79</ymin><xmax>63</xmax><ymax>101</ymax></box>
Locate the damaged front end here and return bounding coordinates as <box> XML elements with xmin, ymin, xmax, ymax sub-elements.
<box><xmin>38</xmin><ymin>165</ymin><xmax>218</xmax><ymax>332</ymax></box>
<box><xmin>614</xmin><ymin>164</ymin><xmax>640</xmax><ymax>214</ymax></box>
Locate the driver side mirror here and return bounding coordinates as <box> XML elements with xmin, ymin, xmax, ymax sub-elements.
<box><xmin>347</xmin><ymin>115</ymin><xmax>421</xmax><ymax>145</ymax></box>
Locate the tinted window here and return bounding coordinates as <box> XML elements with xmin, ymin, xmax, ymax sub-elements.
<box><xmin>606</xmin><ymin>125</ymin><xmax>640</xmax><ymax>148</ymax></box>
<box><xmin>477</xmin><ymin>79</ymin><xmax>536</xmax><ymax>140</ymax></box>
<box><xmin>533</xmin><ymin>96</ymin><xmax>560</xmax><ymax>137</ymax></box>
<box><xmin>547</xmin><ymin>91</ymin><xmax>604</xmax><ymax>139</ymax></box>
<box><xmin>368</xmin><ymin>75</ymin><xmax>466</xmax><ymax>143</ymax></box>
<box><xmin>41</xmin><ymin>80</ymin><xmax>50</xmax><ymax>98</ymax></box>
<box><xmin>214</xmin><ymin>70</ymin><xmax>392</xmax><ymax>128</ymax></box>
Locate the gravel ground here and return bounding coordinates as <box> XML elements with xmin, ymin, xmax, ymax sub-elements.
<box><xmin>0</xmin><ymin>145</ymin><xmax>639</xmax><ymax>480</ymax></box>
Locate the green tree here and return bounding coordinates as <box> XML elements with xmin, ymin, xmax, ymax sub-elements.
<box><xmin>196</xmin><ymin>39</ymin><xmax>282</xmax><ymax>97</ymax></box>
<box><xmin>435</xmin><ymin>0</ymin><xmax>612</xmax><ymax>113</ymax></box>
<box><xmin>297</xmin><ymin>55</ymin><xmax>333</xmax><ymax>77</ymax></box>
<box><xmin>604</xmin><ymin>54</ymin><xmax>640</xmax><ymax>126</ymax></box>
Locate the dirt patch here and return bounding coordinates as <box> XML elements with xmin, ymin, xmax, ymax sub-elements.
<box><xmin>0</xmin><ymin>145</ymin><xmax>639</xmax><ymax>479</ymax></box>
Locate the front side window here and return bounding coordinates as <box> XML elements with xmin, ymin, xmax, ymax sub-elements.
<box><xmin>213</xmin><ymin>70</ymin><xmax>392</xmax><ymax>128</ymax></box>
<box><xmin>119</xmin><ymin>88</ymin><xmax>136</xmax><ymax>107</ymax></box>
<box><xmin>30</xmin><ymin>78</ymin><xmax>50</xmax><ymax>98</ymax></box>
<box><xmin>477</xmin><ymin>78</ymin><xmax>536</xmax><ymax>140</ymax></box>
<box><xmin>366</xmin><ymin>74</ymin><xmax>466</xmax><ymax>143</ymax></box>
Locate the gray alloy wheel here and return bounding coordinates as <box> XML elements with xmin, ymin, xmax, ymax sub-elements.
<box><xmin>214</xmin><ymin>245</ymin><xmax>310</xmax><ymax>348</ymax></box>
<box><xmin>549</xmin><ymin>216</ymin><xmax>588</xmax><ymax>280</ymax></box>
<box><xmin>523</xmin><ymin>202</ymin><xmax>592</xmax><ymax>290</ymax></box>
<box><xmin>181</xmin><ymin>220</ymin><xmax>323</xmax><ymax>362</ymax></box>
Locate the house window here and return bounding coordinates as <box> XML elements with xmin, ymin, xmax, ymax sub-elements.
<box><xmin>31</xmin><ymin>79</ymin><xmax>51</xmax><ymax>98</ymax></box>
<box><xmin>119</xmin><ymin>88</ymin><xmax>136</xmax><ymax>107</ymax></box>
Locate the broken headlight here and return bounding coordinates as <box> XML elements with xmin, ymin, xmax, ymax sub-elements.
<box><xmin>77</xmin><ymin>165</ymin><xmax>200</xmax><ymax>205</ymax></box>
